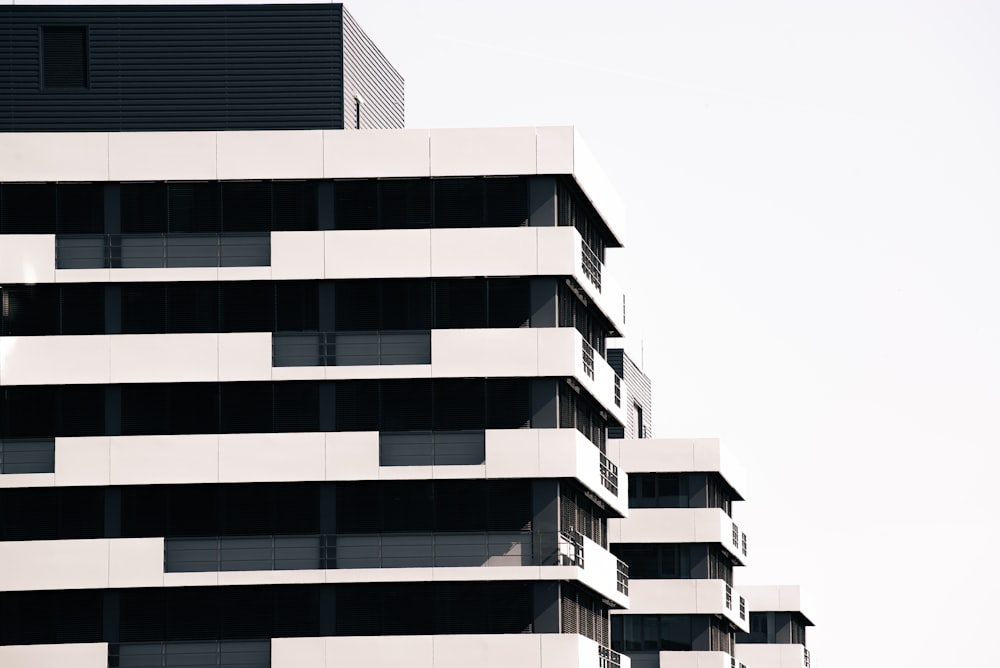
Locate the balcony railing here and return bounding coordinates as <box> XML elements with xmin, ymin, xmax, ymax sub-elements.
<box><xmin>598</xmin><ymin>646</ymin><xmax>622</xmax><ymax>668</ymax></box>
<box><xmin>109</xmin><ymin>640</ymin><xmax>270</xmax><ymax>668</ymax></box>
<box><xmin>582</xmin><ymin>339</ymin><xmax>595</xmax><ymax>379</ymax></box>
<box><xmin>0</xmin><ymin>438</ymin><xmax>55</xmax><ymax>474</ymax></box>
<box><xmin>273</xmin><ymin>330</ymin><xmax>431</xmax><ymax>367</ymax></box>
<box><xmin>616</xmin><ymin>558</ymin><xmax>629</xmax><ymax>595</ymax></box>
<box><xmin>599</xmin><ymin>452</ymin><xmax>619</xmax><ymax>495</ymax></box>
<box><xmin>581</xmin><ymin>241</ymin><xmax>603</xmax><ymax>290</ymax></box>
<box><xmin>56</xmin><ymin>232</ymin><xmax>270</xmax><ymax>269</ymax></box>
<box><xmin>164</xmin><ymin>530</ymin><xmax>586</xmax><ymax>572</ymax></box>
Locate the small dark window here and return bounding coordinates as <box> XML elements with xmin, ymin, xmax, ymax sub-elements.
<box><xmin>42</xmin><ymin>27</ymin><xmax>88</xmax><ymax>89</ymax></box>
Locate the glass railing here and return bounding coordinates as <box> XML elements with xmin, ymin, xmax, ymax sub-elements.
<box><xmin>273</xmin><ymin>330</ymin><xmax>431</xmax><ymax>367</ymax></box>
<box><xmin>0</xmin><ymin>438</ymin><xmax>55</xmax><ymax>474</ymax></box>
<box><xmin>56</xmin><ymin>232</ymin><xmax>270</xmax><ymax>269</ymax></box>
<box><xmin>164</xmin><ymin>529</ymin><xmax>587</xmax><ymax>573</ymax></box>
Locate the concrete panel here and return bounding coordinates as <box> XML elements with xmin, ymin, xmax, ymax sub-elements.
<box><xmin>539</xmin><ymin>634</ymin><xmax>589</xmax><ymax>668</ymax></box>
<box><xmin>430</xmin><ymin>228</ymin><xmax>538</xmax><ymax>277</ymax></box>
<box><xmin>325</xmin><ymin>431</ymin><xmax>380</xmax><ymax>481</ymax></box>
<box><xmin>571</xmin><ymin>128</ymin><xmax>626</xmax><ymax>246</ymax></box>
<box><xmin>736</xmin><ymin>643</ymin><xmax>807</xmax><ymax>668</ymax></box>
<box><xmin>324</xmin><ymin>128</ymin><xmax>431</xmax><ymax>178</ymax></box>
<box><xmin>162</xmin><ymin>571</ymin><xmax>220</xmax><ymax>587</ymax></box>
<box><xmin>218</xmin><ymin>432</ymin><xmax>326</xmax><ymax>483</ymax></box>
<box><xmin>0</xmin><ymin>132</ymin><xmax>109</xmax><ymax>181</ymax></box>
<box><xmin>484</xmin><ymin>429</ymin><xmax>541</xmax><ymax>478</ymax></box>
<box><xmin>110</xmin><ymin>435</ymin><xmax>219</xmax><ymax>484</ymax></box>
<box><xmin>431</xmin><ymin>328</ymin><xmax>538</xmax><ymax>378</ymax></box>
<box><xmin>110</xmin><ymin>334</ymin><xmax>219</xmax><ymax>383</ymax></box>
<box><xmin>535</xmin><ymin>126</ymin><xmax>576</xmax><ymax>175</ymax></box>
<box><xmin>217</xmin><ymin>266</ymin><xmax>272</xmax><ymax>282</ymax></box>
<box><xmin>54</xmin><ymin>268</ymin><xmax>111</xmax><ymax>283</ymax></box>
<box><xmin>324</xmin><ymin>229</ymin><xmax>431</xmax><ymax>278</ymax></box>
<box><xmin>272</xmin><ymin>637</ymin><xmax>326</xmax><ymax>668</ymax></box>
<box><xmin>324</xmin><ymin>364</ymin><xmax>431</xmax><ymax>380</ymax></box>
<box><xmin>429</xmin><ymin>127</ymin><xmax>537</xmax><ymax>176</ymax></box>
<box><xmin>432</xmin><ymin>635</ymin><xmax>490</xmax><ymax>668</ymax></box>
<box><xmin>536</xmin><ymin>327</ymin><xmax>577</xmax><ymax>377</ymax></box>
<box><xmin>0</xmin><ymin>643</ymin><xmax>108</xmax><ymax>668</ymax></box>
<box><xmin>218</xmin><ymin>332</ymin><xmax>273</xmax><ymax>382</ymax></box>
<box><xmin>109</xmin><ymin>538</ymin><xmax>165</xmax><ymax>588</ymax></box>
<box><xmin>272</xmin><ymin>231</ymin><xmax>326</xmax><ymax>279</ymax></box>
<box><xmin>109</xmin><ymin>131</ymin><xmax>216</xmax><ymax>181</ymax></box>
<box><xmin>0</xmin><ymin>235</ymin><xmax>56</xmax><ymax>284</ymax></box>
<box><xmin>0</xmin><ymin>539</ymin><xmax>109</xmax><ymax>591</ymax></box>
<box><xmin>55</xmin><ymin>437</ymin><xmax>111</xmax><ymax>486</ymax></box>
<box><xmin>217</xmin><ymin>130</ymin><xmax>324</xmax><ymax>179</ymax></box>
<box><xmin>108</xmin><ymin>267</ymin><xmax>219</xmax><ymax>283</ymax></box>
<box><xmin>325</xmin><ymin>635</ymin><xmax>434</xmax><ymax>668</ymax></box>
<box><xmin>0</xmin><ymin>473</ymin><xmax>54</xmax><ymax>488</ymax></box>
<box><xmin>537</xmin><ymin>428</ymin><xmax>581</xmax><ymax>478</ymax></box>
<box><xmin>536</xmin><ymin>227</ymin><xmax>579</xmax><ymax>276</ymax></box>
<box><xmin>0</xmin><ymin>335</ymin><xmax>110</xmax><ymax>386</ymax></box>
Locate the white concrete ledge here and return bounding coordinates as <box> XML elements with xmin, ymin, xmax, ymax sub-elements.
<box><xmin>608</xmin><ymin>508</ymin><xmax>747</xmax><ymax>566</ymax></box>
<box><xmin>272</xmin><ymin>633</ymin><xmax>627</xmax><ymax>668</ymax></box>
<box><xmin>0</xmin><ymin>127</ymin><xmax>625</xmax><ymax>246</ymax></box>
<box><xmin>0</xmin><ymin>643</ymin><xmax>108</xmax><ymax>668</ymax></box>
<box><xmin>618</xmin><ymin>579</ymin><xmax>749</xmax><ymax>632</ymax></box>
<box><xmin>607</xmin><ymin>438</ymin><xmax>748</xmax><ymax>500</ymax></box>
<box><xmin>1</xmin><ymin>430</ymin><xmax>627</xmax><ymax>516</ymax></box>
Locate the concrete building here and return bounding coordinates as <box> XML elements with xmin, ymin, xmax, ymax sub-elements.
<box><xmin>0</xmin><ymin>4</ymin><xmax>815</xmax><ymax>668</ymax></box>
<box><xmin>736</xmin><ymin>586</ymin><xmax>815</xmax><ymax>668</ymax></box>
<box><xmin>607</xmin><ymin>436</ymin><xmax>750</xmax><ymax>668</ymax></box>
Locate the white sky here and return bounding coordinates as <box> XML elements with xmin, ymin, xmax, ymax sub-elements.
<box><xmin>20</xmin><ymin>1</ymin><xmax>1000</xmax><ymax>665</ymax></box>
<box><xmin>337</xmin><ymin>1</ymin><xmax>1000</xmax><ymax>665</ymax></box>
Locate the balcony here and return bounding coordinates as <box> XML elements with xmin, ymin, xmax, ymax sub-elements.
<box><xmin>608</xmin><ymin>509</ymin><xmax>748</xmax><ymax>567</ymax></box>
<box><xmin>618</xmin><ymin>580</ymin><xmax>749</xmax><ymax>632</ymax></box>
<box><xmin>55</xmin><ymin>232</ymin><xmax>270</xmax><ymax>269</ymax></box>
<box><xmin>736</xmin><ymin>643</ymin><xmax>811</xmax><ymax>668</ymax></box>
<box><xmin>164</xmin><ymin>530</ymin><xmax>587</xmax><ymax>572</ymax></box>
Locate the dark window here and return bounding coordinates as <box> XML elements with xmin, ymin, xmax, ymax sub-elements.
<box><xmin>222</xmin><ymin>182</ymin><xmax>271</xmax><ymax>233</ymax></box>
<box><xmin>434</xmin><ymin>179</ymin><xmax>483</xmax><ymax>228</ymax></box>
<box><xmin>41</xmin><ymin>26</ymin><xmax>88</xmax><ymax>88</ymax></box>
<box><xmin>121</xmin><ymin>183</ymin><xmax>169</xmax><ymax>234</ymax></box>
<box><xmin>122</xmin><ymin>284</ymin><xmax>166</xmax><ymax>334</ymax></box>
<box><xmin>485</xmin><ymin>178</ymin><xmax>528</xmax><ymax>227</ymax></box>
<box><xmin>380</xmin><ymin>180</ymin><xmax>432</xmax><ymax>229</ymax></box>
<box><xmin>167</xmin><ymin>283</ymin><xmax>219</xmax><ymax>333</ymax></box>
<box><xmin>57</xmin><ymin>184</ymin><xmax>103</xmax><ymax>234</ymax></box>
<box><xmin>169</xmin><ymin>183</ymin><xmax>220</xmax><ymax>233</ymax></box>
<box><xmin>434</xmin><ymin>279</ymin><xmax>487</xmax><ymax>329</ymax></box>
<box><xmin>60</xmin><ymin>284</ymin><xmax>105</xmax><ymax>335</ymax></box>
<box><xmin>221</xmin><ymin>282</ymin><xmax>274</xmax><ymax>332</ymax></box>
<box><xmin>1</xmin><ymin>184</ymin><xmax>57</xmax><ymax>233</ymax></box>
<box><xmin>334</xmin><ymin>180</ymin><xmax>378</xmax><ymax>230</ymax></box>
<box><xmin>272</xmin><ymin>181</ymin><xmax>317</xmax><ymax>231</ymax></box>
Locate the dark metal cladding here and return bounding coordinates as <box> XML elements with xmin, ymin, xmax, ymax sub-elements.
<box><xmin>0</xmin><ymin>4</ymin><xmax>405</xmax><ymax>131</ymax></box>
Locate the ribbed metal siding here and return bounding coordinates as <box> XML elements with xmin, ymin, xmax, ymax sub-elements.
<box><xmin>0</xmin><ymin>4</ymin><xmax>389</xmax><ymax>131</ymax></box>
<box><xmin>341</xmin><ymin>7</ymin><xmax>404</xmax><ymax>129</ymax></box>
<box><xmin>607</xmin><ymin>349</ymin><xmax>653</xmax><ymax>439</ymax></box>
